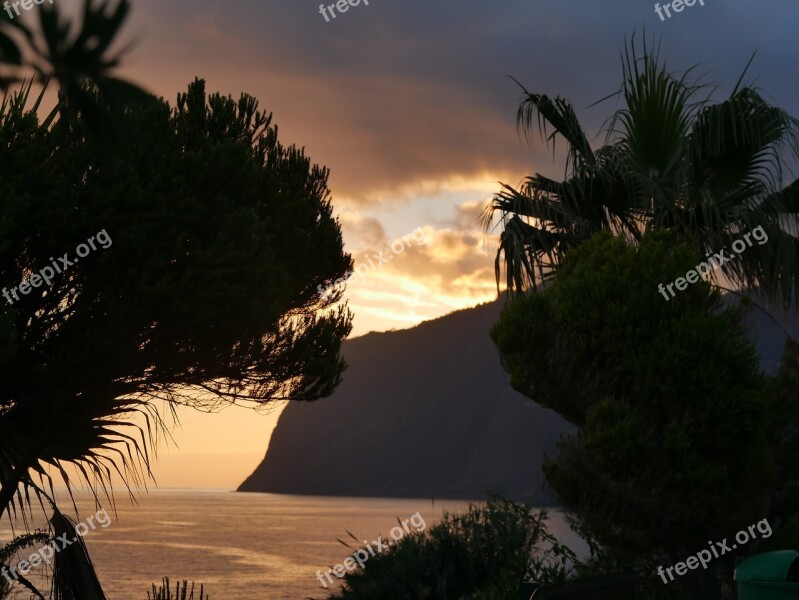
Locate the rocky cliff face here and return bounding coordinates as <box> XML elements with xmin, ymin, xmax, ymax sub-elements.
<box><xmin>238</xmin><ymin>297</ymin><xmax>797</xmax><ymax>502</ymax></box>
<box><xmin>238</xmin><ymin>301</ymin><xmax>571</xmax><ymax>503</ymax></box>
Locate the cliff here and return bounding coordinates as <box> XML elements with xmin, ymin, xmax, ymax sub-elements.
<box><xmin>238</xmin><ymin>301</ymin><xmax>570</xmax><ymax>502</ymax></box>
<box><xmin>238</xmin><ymin>296</ymin><xmax>796</xmax><ymax>502</ymax></box>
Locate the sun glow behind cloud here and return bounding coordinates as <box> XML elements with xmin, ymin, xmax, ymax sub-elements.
<box><xmin>334</xmin><ymin>176</ymin><xmax>508</xmax><ymax>336</ymax></box>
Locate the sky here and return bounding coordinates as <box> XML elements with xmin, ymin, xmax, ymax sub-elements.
<box><xmin>35</xmin><ymin>0</ymin><xmax>799</xmax><ymax>489</ymax></box>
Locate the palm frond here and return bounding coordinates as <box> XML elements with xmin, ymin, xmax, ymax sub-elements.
<box><xmin>511</xmin><ymin>77</ymin><xmax>595</xmax><ymax>174</ymax></box>
<box><xmin>0</xmin><ymin>396</ymin><xmax>163</xmax><ymax>522</ymax></box>
<box><xmin>487</xmin><ymin>34</ymin><xmax>799</xmax><ymax>305</ymax></box>
<box><xmin>610</xmin><ymin>38</ymin><xmax>698</xmax><ymax>186</ymax></box>
<box><xmin>50</xmin><ymin>511</ymin><xmax>107</xmax><ymax>600</ymax></box>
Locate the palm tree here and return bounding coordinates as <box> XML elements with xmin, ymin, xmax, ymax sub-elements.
<box><xmin>1</xmin><ymin>5</ymin><xmax>354</xmax><ymax>600</ymax></box>
<box><xmin>484</xmin><ymin>37</ymin><xmax>799</xmax><ymax>303</ymax></box>
<box><xmin>1</xmin><ymin>0</ymin><xmax>150</xmax><ymax>135</ymax></box>
<box><xmin>0</xmin><ymin>4</ymin><xmax>154</xmax><ymax>599</ymax></box>
<box><xmin>0</xmin><ymin>89</ymin><xmax>150</xmax><ymax>600</ymax></box>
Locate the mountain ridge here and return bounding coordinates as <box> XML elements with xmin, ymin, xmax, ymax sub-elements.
<box><xmin>238</xmin><ymin>296</ymin><xmax>797</xmax><ymax>502</ymax></box>
<box><xmin>238</xmin><ymin>300</ymin><xmax>570</xmax><ymax>503</ymax></box>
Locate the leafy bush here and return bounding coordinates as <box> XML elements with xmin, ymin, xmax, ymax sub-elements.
<box><xmin>330</xmin><ymin>495</ymin><xmax>580</xmax><ymax>600</ymax></box>
<box><xmin>492</xmin><ymin>231</ymin><xmax>785</xmax><ymax>565</ymax></box>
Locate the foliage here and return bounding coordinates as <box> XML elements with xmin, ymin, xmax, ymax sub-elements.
<box><xmin>330</xmin><ymin>495</ymin><xmax>581</xmax><ymax>600</ymax></box>
<box><xmin>0</xmin><ymin>0</ymin><xmax>143</xmax><ymax>532</ymax></box>
<box><xmin>491</xmin><ymin>232</ymin><xmax>786</xmax><ymax>565</ymax></box>
<box><xmin>0</xmin><ymin>57</ymin><xmax>352</xmax><ymax>513</ymax></box>
<box><xmin>147</xmin><ymin>578</ymin><xmax>208</xmax><ymax>600</ymax></box>
<box><xmin>0</xmin><ymin>73</ymin><xmax>353</xmax><ymax>511</ymax></box>
<box><xmin>484</xmin><ymin>36</ymin><xmax>799</xmax><ymax>306</ymax></box>
<box><xmin>50</xmin><ymin>512</ymin><xmax>106</xmax><ymax>600</ymax></box>
<box><xmin>0</xmin><ymin>0</ymin><xmax>151</xmax><ymax>134</ymax></box>
<box><xmin>0</xmin><ymin>531</ymin><xmax>50</xmax><ymax>600</ymax></box>
<box><xmin>761</xmin><ymin>338</ymin><xmax>799</xmax><ymax>540</ymax></box>
<box><xmin>0</xmin><ymin>1</ymin><xmax>353</xmax><ymax>598</ymax></box>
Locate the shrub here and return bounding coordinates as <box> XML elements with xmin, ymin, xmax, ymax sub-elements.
<box><xmin>330</xmin><ymin>495</ymin><xmax>580</xmax><ymax>600</ymax></box>
<box><xmin>492</xmin><ymin>231</ymin><xmax>781</xmax><ymax>565</ymax></box>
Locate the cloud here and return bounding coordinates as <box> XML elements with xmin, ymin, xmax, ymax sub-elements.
<box><xmin>340</xmin><ymin>215</ymin><xmax>387</xmax><ymax>248</ymax></box>
<box><xmin>448</xmin><ymin>200</ymin><xmax>487</xmax><ymax>231</ymax></box>
<box><xmin>341</xmin><ymin>224</ymin><xmax>498</xmax><ymax>331</ymax></box>
<box><xmin>113</xmin><ymin>0</ymin><xmax>799</xmax><ymax>334</ymax></box>
<box><xmin>125</xmin><ymin>0</ymin><xmax>799</xmax><ymax>207</ymax></box>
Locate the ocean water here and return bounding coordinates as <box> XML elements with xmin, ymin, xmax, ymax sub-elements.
<box><xmin>2</xmin><ymin>490</ymin><xmax>583</xmax><ymax>599</ymax></box>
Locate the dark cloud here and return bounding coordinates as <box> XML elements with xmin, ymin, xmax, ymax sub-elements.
<box><xmin>120</xmin><ymin>0</ymin><xmax>799</xmax><ymax>206</ymax></box>
<box><xmin>95</xmin><ymin>0</ymin><xmax>799</xmax><ymax>334</ymax></box>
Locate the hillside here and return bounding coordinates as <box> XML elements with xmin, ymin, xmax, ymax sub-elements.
<box><xmin>239</xmin><ymin>301</ymin><xmax>570</xmax><ymax>502</ymax></box>
<box><xmin>238</xmin><ymin>296</ymin><xmax>797</xmax><ymax>502</ymax></box>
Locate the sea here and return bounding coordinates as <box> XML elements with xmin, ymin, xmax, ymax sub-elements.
<box><xmin>2</xmin><ymin>490</ymin><xmax>585</xmax><ymax>600</ymax></box>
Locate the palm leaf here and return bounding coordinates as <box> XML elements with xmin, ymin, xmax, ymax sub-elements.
<box><xmin>487</xmin><ymin>34</ymin><xmax>799</xmax><ymax>304</ymax></box>
<box><xmin>50</xmin><ymin>511</ymin><xmax>107</xmax><ymax>600</ymax></box>
<box><xmin>512</xmin><ymin>79</ymin><xmax>596</xmax><ymax>174</ymax></box>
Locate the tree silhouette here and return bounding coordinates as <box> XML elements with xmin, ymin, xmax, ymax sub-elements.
<box><xmin>0</xmin><ymin>2</ymin><xmax>353</xmax><ymax>597</ymax></box>
<box><xmin>484</xmin><ymin>37</ymin><xmax>799</xmax><ymax>305</ymax></box>
<box><xmin>0</xmin><ymin>74</ymin><xmax>353</xmax><ymax>512</ymax></box>
<box><xmin>492</xmin><ymin>232</ymin><xmax>799</xmax><ymax>570</ymax></box>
